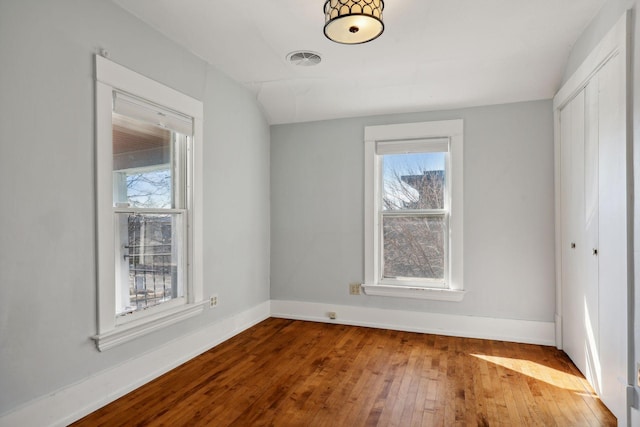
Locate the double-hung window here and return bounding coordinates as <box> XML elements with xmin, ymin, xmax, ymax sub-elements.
<box><xmin>363</xmin><ymin>120</ymin><xmax>464</xmax><ymax>301</ymax></box>
<box><xmin>94</xmin><ymin>56</ymin><xmax>204</xmax><ymax>351</ymax></box>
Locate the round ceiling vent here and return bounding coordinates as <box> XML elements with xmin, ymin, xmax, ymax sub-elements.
<box><xmin>286</xmin><ymin>51</ymin><xmax>322</xmax><ymax>67</ymax></box>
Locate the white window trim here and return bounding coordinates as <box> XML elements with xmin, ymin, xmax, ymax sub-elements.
<box><xmin>363</xmin><ymin>120</ymin><xmax>464</xmax><ymax>301</ymax></box>
<box><xmin>93</xmin><ymin>55</ymin><xmax>205</xmax><ymax>351</ymax></box>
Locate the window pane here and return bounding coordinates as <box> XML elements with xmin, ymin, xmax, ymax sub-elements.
<box><xmin>116</xmin><ymin>213</ymin><xmax>184</xmax><ymax>316</ymax></box>
<box><xmin>112</xmin><ymin>112</ymin><xmax>182</xmax><ymax>209</ymax></box>
<box><xmin>122</xmin><ymin>169</ymin><xmax>172</xmax><ymax>208</ymax></box>
<box><xmin>383</xmin><ymin>215</ymin><xmax>445</xmax><ymax>280</ymax></box>
<box><xmin>382</xmin><ymin>152</ymin><xmax>445</xmax><ymax>210</ymax></box>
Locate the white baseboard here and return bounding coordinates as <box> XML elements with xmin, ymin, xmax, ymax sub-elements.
<box><xmin>555</xmin><ymin>313</ymin><xmax>563</xmax><ymax>349</ymax></box>
<box><xmin>1</xmin><ymin>299</ymin><xmax>556</xmax><ymax>427</ymax></box>
<box><xmin>0</xmin><ymin>301</ymin><xmax>270</xmax><ymax>427</ymax></box>
<box><xmin>271</xmin><ymin>300</ymin><xmax>556</xmax><ymax>346</ymax></box>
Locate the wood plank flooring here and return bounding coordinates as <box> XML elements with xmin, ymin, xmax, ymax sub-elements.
<box><xmin>72</xmin><ymin>318</ymin><xmax>615</xmax><ymax>426</ymax></box>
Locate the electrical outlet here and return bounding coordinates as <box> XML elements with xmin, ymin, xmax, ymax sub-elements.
<box><xmin>328</xmin><ymin>311</ymin><xmax>337</xmax><ymax>320</ymax></box>
<box><xmin>210</xmin><ymin>294</ymin><xmax>218</xmax><ymax>307</ymax></box>
<box><xmin>349</xmin><ymin>283</ymin><xmax>362</xmax><ymax>295</ymax></box>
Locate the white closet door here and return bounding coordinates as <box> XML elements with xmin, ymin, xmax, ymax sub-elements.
<box><xmin>560</xmin><ymin>90</ymin><xmax>586</xmax><ymax>376</ymax></box>
<box><xmin>596</xmin><ymin>52</ymin><xmax>628</xmax><ymax>421</ymax></box>
<box><xmin>554</xmin><ymin>12</ymin><xmax>629</xmax><ymax>425</ymax></box>
<box><xmin>583</xmin><ymin>80</ymin><xmax>600</xmax><ymax>393</ymax></box>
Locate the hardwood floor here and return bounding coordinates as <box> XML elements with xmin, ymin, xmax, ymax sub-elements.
<box><xmin>72</xmin><ymin>318</ymin><xmax>615</xmax><ymax>426</ymax></box>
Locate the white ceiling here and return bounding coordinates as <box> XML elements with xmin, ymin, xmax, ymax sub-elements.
<box><xmin>112</xmin><ymin>0</ymin><xmax>605</xmax><ymax>125</ymax></box>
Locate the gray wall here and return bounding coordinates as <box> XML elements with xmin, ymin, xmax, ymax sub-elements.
<box><xmin>562</xmin><ymin>1</ymin><xmax>634</xmax><ymax>83</ymax></box>
<box><xmin>271</xmin><ymin>100</ymin><xmax>555</xmax><ymax>322</ymax></box>
<box><xmin>0</xmin><ymin>0</ymin><xmax>270</xmax><ymax>415</ymax></box>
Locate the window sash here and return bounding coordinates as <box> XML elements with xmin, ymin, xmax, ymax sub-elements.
<box><xmin>113</xmin><ymin>209</ymin><xmax>187</xmax><ymax>323</ymax></box>
<box><xmin>111</xmin><ymin>95</ymin><xmax>189</xmax><ymax>316</ymax></box>
<box><xmin>377</xmin><ymin>146</ymin><xmax>450</xmax><ymax>287</ymax></box>
<box><xmin>379</xmin><ymin>211</ymin><xmax>449</xmax><ymax>288</ymax></box>
<box><xmin>112</xmin><ymin>111</ymin><xmax>188</xmax><ymax>211</ymax></box>
<box><xmin>378</xmin><ymin>147</ymin><xmax>450</xmax><ymax>213</ymax></box>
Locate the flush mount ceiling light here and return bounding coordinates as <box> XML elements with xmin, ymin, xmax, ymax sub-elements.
<box><xmin>324</xmin><ymin>0</ymin><xmax>384</xmax><ymax>44</ymax></box>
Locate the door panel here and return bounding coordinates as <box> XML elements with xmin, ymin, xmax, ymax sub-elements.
<box><xmin>583</xmin><ymin>80</ymin><xmax>600</xmax><ymax>393</ymax></box>
<box><xmin>560</xmin><ymin>90</ymin><xmax>586</xmax><ymax>376</ymax></box>
<box><xmin>596</xmin><ymin>52</ymin><xmax>628</xmax><ymax>420</ymax></box>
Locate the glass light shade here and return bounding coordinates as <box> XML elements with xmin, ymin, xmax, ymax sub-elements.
<box><xmin>324</xmin><ymin>0</ymin><xmax>384</xmax><ymax>44</ymax></box>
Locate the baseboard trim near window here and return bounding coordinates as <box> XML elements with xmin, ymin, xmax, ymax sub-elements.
<box><xmin>271</xmin><ymin>300</ymin><xmax>555</xmax><ymax>346</ymax></box>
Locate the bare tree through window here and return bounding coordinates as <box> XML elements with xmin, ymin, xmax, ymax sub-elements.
<box><xmin>382</xmin><ymin>153</ymin><xmax>446</xmax><ymax>281</ymax></box>
<box><xmin>125</xmin><ymin>169</ymin><xmax>172</xmax><ymax>208</ymax></box>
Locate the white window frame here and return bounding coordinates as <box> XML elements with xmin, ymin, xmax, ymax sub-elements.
<box><xmin>363</xmin><ymin>120</ymin><xmax>464</xmax><ymax>301</ymax></box>
<box><xmin>93</xmin><ymin>55</ymin><xmax>204</xmax><ymax>351</ymax></box>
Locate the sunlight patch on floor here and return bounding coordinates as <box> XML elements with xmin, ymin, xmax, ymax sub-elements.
<box><xmin>470</xmin><ymin>354</ymin><xmax>595</xmax><ymax>395</ymax></box>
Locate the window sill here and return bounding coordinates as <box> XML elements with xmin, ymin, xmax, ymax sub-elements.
<box><xmin>361</xmin><ymin>284</ymin><xmax>466</xmax><ymax>302</ymax></box>
<box><xmin>92</xmin><ymin>301</ymin><xmax>206</xmax><ymax>351</ymax></box>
